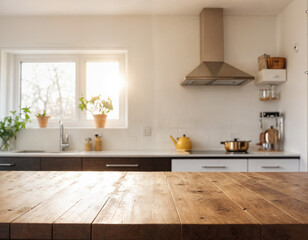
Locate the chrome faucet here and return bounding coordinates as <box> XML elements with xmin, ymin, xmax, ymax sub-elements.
<box><xmin>59</xmin><ymin>121</ymin><xmax>69</xmax><ymax>151</ymax></box>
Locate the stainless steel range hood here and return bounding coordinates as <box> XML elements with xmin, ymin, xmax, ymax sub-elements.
<box><xmin>182</xmin><ymin>8</ymin><xmax>254</xmax><ymax>86</ymax></box>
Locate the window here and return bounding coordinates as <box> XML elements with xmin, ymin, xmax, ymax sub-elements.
<box><xmin>85</xmin><ymin>61</ymin><xmax>122</xmax><ymax>120</ymax></box>
<box><xmin>1</xmin><ymin>50</ymin><xmax>127</xmax><ymax>128</ymax></box>
<box><xmin>21</xmin><ymin>62</ymin><xmax>76</xmax><ymax>120</ymax></box>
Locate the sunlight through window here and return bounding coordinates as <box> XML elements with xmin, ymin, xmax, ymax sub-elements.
<box><xmin>16</xmin><ymin>51</ymin><xmax>126</xmax><ymax>128</ymax></box>
<box><xmin>86</xmin><ymin>62</ymin><xmax>122</xmax><ymax>120</ymax></box>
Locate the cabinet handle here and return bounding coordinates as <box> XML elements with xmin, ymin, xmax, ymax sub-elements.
<box><xmin>261</xmin><ymin>166</ymin><xmax>280</xmax><ymax>169</ymax></box>
<box><xmin>305</xmin><ymin>71</ymin><xmax>308</xmax><ymax>75</ymax></box>
<box><xmin>106</xmin><ymin>164</ymin><xmax>139</xmax><ymax>168</ymax></box>
<box><xmin>202</xmin><ymin>166</ymin><xmax>226</xmax><ymax>169</ymax></box>
<box><xmin>0</xmin><ymin>163</ymin><xmax>15</xmax><ymax>167</ymax></box>
<box><xmin>272</xmin><ymin>75</ymin><xmax>279</xmax><ymax>79</ymax></box>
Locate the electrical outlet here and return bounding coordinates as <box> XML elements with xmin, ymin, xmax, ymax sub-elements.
<box><xmin>143</xmin><ymin>126</ymin><xmax>151</xmax><ymax>136</ymax></box>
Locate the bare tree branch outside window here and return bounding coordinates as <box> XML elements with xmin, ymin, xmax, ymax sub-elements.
<box><xmin>20</xmin><ymin>62</ymin><xmax>76</xmax><ymax>120</ymax></box>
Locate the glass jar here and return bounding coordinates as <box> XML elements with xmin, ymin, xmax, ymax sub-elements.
<box><xmin>259</xmin><ymin>85</ymin><xmax>279</xmax><ymax>101</ymax></box>
<box><xmin>259</xmin><ymin>88</ymin><xmax>271</xmax><ymax>101</ymax></box>
<box><xmin>84</xmin><ymin>138</ymin><xmax>92</xmax><ymax>152</ymax></box>
<box><xmin>269</xmin><ymin>85</ymin><xmax>279</xmax><ymax>100</ymax></box>
<box><xmin>0</xmin><ymin>138</ymin><xmax>12</xmax><ymax>151</ymax></box>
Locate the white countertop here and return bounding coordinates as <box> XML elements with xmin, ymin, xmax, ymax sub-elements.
<box><xmin>0</xmin><ymin>150</ymin><xmax>300</xmax><ymax>158</ymax></box>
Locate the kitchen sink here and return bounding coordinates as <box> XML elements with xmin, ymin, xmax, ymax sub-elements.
<box><xmin>14</xmin><ymin>150</ymin><xmax>45</xmax><ymax>153</ymax></box>
<box><xmin>13</xmin><ymin>150</ymin><xmax>80</xmax><ymax>154</ymax></box>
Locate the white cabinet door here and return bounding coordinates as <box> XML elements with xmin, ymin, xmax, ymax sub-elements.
<box><xmin>171</xmin><ymin>159</ymin><xmax>247</xmax><ymax>172</ymax></box>
<box><xmin>248</xmin><ymin>159</ymin><xmax>299</xmax><ymax>172</ymax></box>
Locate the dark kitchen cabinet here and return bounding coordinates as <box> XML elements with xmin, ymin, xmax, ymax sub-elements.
<box><xmin>82</xmin><ymin>158</ymin><xmax>171</xmax><ymax>171</ymax></box>
<box><xmin>0</xmin><ymin>157</ymin><xmax>40</xmax><ymax>171</ymax></box>
<box><xmin>41</xmin><ymin>157</ymin><xmax>82</xmax><ymax>171</ymax></box>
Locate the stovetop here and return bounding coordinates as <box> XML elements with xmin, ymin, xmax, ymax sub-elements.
<box><xmin>190</xmin><ymin>150</ymin><xmax>252</xmax><ymax>155</ymax></box>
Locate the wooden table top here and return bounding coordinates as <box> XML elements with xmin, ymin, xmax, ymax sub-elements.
<box><xmin>0</xmin><ymin>171</ymin><xmax>307</xmax><ymax>240</ymax></box>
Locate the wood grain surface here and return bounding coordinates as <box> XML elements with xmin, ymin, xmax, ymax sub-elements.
<box><xmin>82</xmin><ymin>158</ymin><xmax>171</xmax><ymax>171</ymax></box>
<box><xmin>41</xmin><ymin>158</ymin><xmax>82</xmax><ymax>171</ymax></box>
<box><xmin>0</xmin><ymin>158</ymin><xmax>40</xmax><ymax>171</ymax></box>
<box><xmin>165</xmin><ymin>172</ymin><xmax>260</xmax><ymax>240</ymax></box>
<box><xmin>53</xmin><ymin>172</ymin><xmax>125</xmax><ymax>240</ymax></box>
<box><xmin>92</xmin><ymin>172</ymin><xmax>181</xmax><ymax>240</ymax></box>
<box><xmin>0</xmin><ymin>171</ymin><xmax>307</xmax><ymax>240</ymax></box>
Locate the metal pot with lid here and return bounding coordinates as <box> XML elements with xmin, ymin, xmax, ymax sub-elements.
<box><xmin>220</xmin><ymin>138</ymin><xmax>251</xmax><ymax>152</ymax></box>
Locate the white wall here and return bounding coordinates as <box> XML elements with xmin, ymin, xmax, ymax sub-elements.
<box><xmin>0</xmin><ymin>15</ymin><xmax>279</xmax><ymax>152</ymax></box>
<box><xmin>277</xmin><ymin>0</ymin><xmax>308</xmax><ymax>171</ymax></box>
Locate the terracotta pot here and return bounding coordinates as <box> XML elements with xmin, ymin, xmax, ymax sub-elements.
<box><xmin>93</xmin><ymin>114</ymin><xmax>107</xmax><ymax>128</ymax></box>
<box><xmin>37</xmin><ymin>116</ymin><xmax>50</xmax><ymax>128</ymax></box>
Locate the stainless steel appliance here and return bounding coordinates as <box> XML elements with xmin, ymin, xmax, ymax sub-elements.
<box><xmin>190</xmin><ymin>150</ymin><xmax>251</xmax><ymax>155</ymax></box>
<box><xmin>220</xmin><ymin>138</ymin><xmax>251</xmax><ymax>152</ymax></box>
<box><xmin>182</xmin><ymin>8</ymin><xmax>255</xmax><ymax>86</ymax></box>
<box><xmin>258</xmin><ymin>112</ymin><xmax>284</xmax><ymax>151</ymax></box>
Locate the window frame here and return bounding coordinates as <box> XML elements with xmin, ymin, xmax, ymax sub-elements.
<box><xmin>79</xmin><ymin>54</ymin><xmax>127</xmax><ymax>128</ymax></box>
<box><xmin>16</xmin><ymin>55</ymin><xmax>80</xmax><ymax>127</ymax></box>
<box><xmin>1</xmin><ymin>49</ymin><xmax>128</xmax><ymax>128</ymax></box>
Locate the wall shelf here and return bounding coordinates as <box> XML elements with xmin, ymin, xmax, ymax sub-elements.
<box><xmin>256</xmin><ymin>69</ymin><xmax>287</xmax><ymax>85</ymax></box>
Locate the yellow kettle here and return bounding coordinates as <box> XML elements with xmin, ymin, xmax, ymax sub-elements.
<box><xmin>170</xmin><ymin>134</ymin><xmax>192</xmax><ymax>152</ymax></box>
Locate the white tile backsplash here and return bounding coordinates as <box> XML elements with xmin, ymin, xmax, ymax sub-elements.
<box><xmin>2</xmin><ymin>15</ymin><xmax>280</xmax><ymax>153</ymax></box>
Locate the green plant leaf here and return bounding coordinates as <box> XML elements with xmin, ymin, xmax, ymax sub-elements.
<box><xmin>0</xmin><ymin>107</ymin><xmax>31</xmax><ymax>151</ymax></box>
<box><xmin>78</xmin><ymin>95</ymin><xmax>113</xmax><ymax>115</ymax></box>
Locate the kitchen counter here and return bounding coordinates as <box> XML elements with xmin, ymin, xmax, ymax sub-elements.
<box><xmin>0</xmin><ymin>150</ymin><xmax>300</xmax><ymax>158</ymax></box>
<box><xmin>0</xmin><ymin>171</ymin><xmax>307</xmax><ymax>240</ymax></box>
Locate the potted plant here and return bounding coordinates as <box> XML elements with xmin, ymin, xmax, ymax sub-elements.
<box><xmin>36</xmin><ymin>110</ymin><xmax>50</xmax><ymax>128</ymax></box>
<box><xmin>79</xmin><ymin>95</ymin><xmax>113</xmax><ymax>128</ymax></box>
<box><xmin>0</xmin><ymin>107</ymin><xmax>31</xmax><ymax>151</ymax></box>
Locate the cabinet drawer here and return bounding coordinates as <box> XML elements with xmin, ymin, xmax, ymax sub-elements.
<box><xmin>248</xmin><ymin>159</ymin><xmax>299</xmax><ymax>172</ymax></box>
<box><xmin>83</xmin><ymin>158</ymin><xmax>171</xmax><ymax>171</ymax></box>
<box><xmin>41</xmin><ymin>158</ymin><xmax>82</xmax><ymax>171</ymax></box>
<box><xmin>172</xmin><ymin>159</ymin><xmax>247</xmax><ymax>172</ymax></box>
<box><xmin>0</xmin><ymin>158</ymin><xmax>40</xmax><ymax>171</ymax></box>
